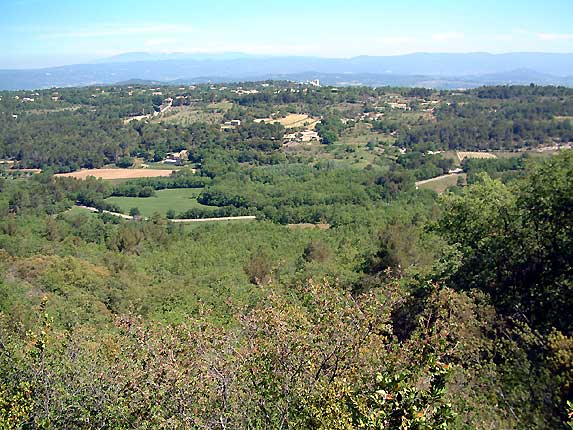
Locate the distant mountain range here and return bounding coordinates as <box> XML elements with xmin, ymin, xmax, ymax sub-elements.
<box><xmin>1</xmin><ymin>52</ymin><xmax>573</xmax><ymax>90</ymax></box>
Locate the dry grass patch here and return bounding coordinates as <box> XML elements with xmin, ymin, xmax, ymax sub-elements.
<box><xmin>457</xmin><ymin>151</ymin><xmax>497</xmax><ymax>161</ymax></box>
<box><xmin>158</xmin><ymin>106</ymin><xmax>224</xmax><ymax>125</ymax></box>
<box><xmin>56</xmin><ymin>168</ymin><xmax>174</xmax><ymax>180</ymax></box>
<box><xmin>256</xmin><ymin>114</ymin><xmax>319</xmax><ymax>129</ymax></box>
<box><xmin>417</xmin><ymin>173</ymin><xmax>466</xmax><ymax>193</ymax></box>
<box><xmin>287</xmin><ymin>223</ymin><xmax>331</xmax><ymax>230</ymax></box>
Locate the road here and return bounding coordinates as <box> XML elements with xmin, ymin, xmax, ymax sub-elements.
<box><xmin>75</xmin><ymin>205</ymin><xmax>256</xmax><ymax>223</ymax></box>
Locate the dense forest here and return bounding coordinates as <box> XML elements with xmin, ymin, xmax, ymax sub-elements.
<box><xmin>0</xmin><ymin>82</ymin><xmax>572</xmax><ymax>429</ymax></box>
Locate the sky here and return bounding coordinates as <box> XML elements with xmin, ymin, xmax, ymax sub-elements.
<box><xmin>2</xmin><ymin>0</ymin><xmax>573</xmax><ymax>68</ymax></box>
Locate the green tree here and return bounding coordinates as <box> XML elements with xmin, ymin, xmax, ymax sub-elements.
<box><xmin>116</xmin><ymin>157</ymin><xmax>134</xmax><ymax>168</ymax></box>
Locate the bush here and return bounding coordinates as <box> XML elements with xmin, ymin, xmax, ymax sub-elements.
<box><xmin>115</xmin><ymin>157</ymin><xmax>134</xmax><ymax>168</ymax></box>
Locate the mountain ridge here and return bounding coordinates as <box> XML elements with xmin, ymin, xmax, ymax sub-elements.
<box><xmin>2</xmin><ymin>52</ymin><xmax>573</xmax><ymax>90</ymax></box>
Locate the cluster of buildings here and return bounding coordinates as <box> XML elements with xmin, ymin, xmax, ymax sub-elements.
<box><xmin>284</xmin><ymin>130</ymin><xmax>319</xmax><ymax>145</ymax></box>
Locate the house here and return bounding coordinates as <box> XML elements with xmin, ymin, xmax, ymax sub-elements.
<box><xmin>308</xmin><ymin>79</ymin><xmax>320</xmax><ymax>87</ymax></box>
<box><xmin>388</xmin><ymin>102</ymin><xmax>409</xmax><ymax>110</ymax></box>
<box><xmin>224</xmin><ymin>120</ymin><xmax>242</xmax><ymax>127</ymax></box>
<box><xmin>163</xmin><ymin>149</ymin><xmax>189</xmax><ymax>165</ymax></box>
<box><xmin>284</xmin><ymin>130</ymin><xmax>319</xmax><ymax>144</ymax></box>
<box><xmin>234</xmin><ymin>89</ymin><xmax>260</xmax><ymax>95</ymax></box>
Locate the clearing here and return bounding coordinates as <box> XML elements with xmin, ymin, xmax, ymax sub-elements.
<box><xmin>104</xmin><ymin>188</ymin><xmax>214</xmax><ymax>217</ymax></box>
<box><xmin>158</xmin><ymin>106</ymin><xmax>224</xmax><ymax>125</ymax></box>
<box><xmin>457</xmin><ymin>151</ymin><xmax>497</xmax><ymax>161</ymax></box>
<box><xmin>416</xmin><ymin>173</ymin><xmax>466</xmax><ymax>193</ymax></box>
<box><xmin>56</xmin><ymin>168</ymin><xmax>175</xmax><ymax>180</ymax></box>
<box><xmin>255</xmin><ymin>114</ymin><xmax>319</xmax><ymax>129</ymax></box>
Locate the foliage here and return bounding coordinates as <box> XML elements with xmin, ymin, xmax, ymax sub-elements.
<box><xmin>0</xmin><ymin>82</ymin><xmax>572</xmax><ymax>428</ymax></box>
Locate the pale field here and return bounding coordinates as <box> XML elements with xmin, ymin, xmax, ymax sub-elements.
<box><xmin>457</xmin><ymin>151</ymin><xmax>497</xmax><ymax>161</ymax></box>
<box><xmin>207</xmin><ymin>101</ymin><xmax>234</xmax><ymax>111</ymax></box>
<box><xmin>256</xmin><ymin>114</ymin><xmax>319</xmax><ymax>129</ymax></box>
<box><xmin>287</xmin><ymin>223</ymin><xmax>331</xmax><ymax>230</ymax></box>
<box><xmin>156</xmin><ymin>106</ymin><xmax>223</xmax><ymax>125</ymax></box>
<box><xmin>417</xmin><ymin>173</ymin><xmax>466</xmax><ymax>193</ymax></box>
<box><xmin>56</xmin><ymin>168</ymin><xmax>175</xmax><ymax>180</ymax></box>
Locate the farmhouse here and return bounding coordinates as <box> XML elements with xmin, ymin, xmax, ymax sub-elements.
<box><xmin>164</xmin><ymin>149</ymin><xmax>189</xmax><ymax>165</ymax></box>
<box><xmin>284</xmin><ymin>130</ymin><xmax>319</xmax><ymax>144</ymax></box>
<box><xmin>388</xmin><ymin>102</ymin><xmax>409</xmax><ymax>110</ymax></box>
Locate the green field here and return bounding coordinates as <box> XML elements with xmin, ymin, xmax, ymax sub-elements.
<box><xmin>64</xmin><ymin>206</ymin><xmax>98</xmax><ymax>217</ymax></box>
<box><xmin>417</xmin><ymin>173</ymin><xmax>466</xmax><ymax>193</ymax></box>
<box><xmin>105</xmin><ymin>188</ymin><xmax>214</xmax><ymax>217</ymax></box>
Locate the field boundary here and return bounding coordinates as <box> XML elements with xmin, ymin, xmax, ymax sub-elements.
<box><xmin>56</xmin><ymin>168</ymin><xmax>175</xmax><ymax>180</ymax></box>
<box><xmin>171</xmin><ymin>216</ymin><xmax>257</xmax><ymax>223</ymax></box>
<box><xmin>74</xmin><ymin>205</ymin><xmax>256</xmax><ymax>223</ymax></box>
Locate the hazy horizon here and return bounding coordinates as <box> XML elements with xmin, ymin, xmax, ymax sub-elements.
<box><xmin>4</xmin><ymin>50</ymin><xmax>573</xmax><ymax>71</ymax></box>
<box><xmin>3</xmin><ymin>0</ymin><xmax>573</xmax><ymax>69</ymax></box>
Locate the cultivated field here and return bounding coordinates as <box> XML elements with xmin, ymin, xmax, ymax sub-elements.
<box><xmin>104</xmin><ymin>188</ymin><xmax>213</xmax><ymax>217</ymax></box>
<box><xmin>56</xmin><ymin>168</ymin><xmax>175</xmax><ymax>180</ymax></box>
<box><xmin>255</xmin><ymin>114</ymin><xmax>319</xmax><ymax>129</ymax></box>
<box><xmin>457</xmin><ymin>151</ymin><xmax>497</xmax><ymax>161</ymax></box>
<box><xmin>416</xmin><ymin>173</ymin><xmax>466</xmax><ymax>193</ymax></box>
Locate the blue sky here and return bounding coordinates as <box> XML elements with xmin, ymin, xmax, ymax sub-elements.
<box><xmin>3</xmin><ymin>0</ymin><xmax>573</xmax><ymax>68</ymax></box>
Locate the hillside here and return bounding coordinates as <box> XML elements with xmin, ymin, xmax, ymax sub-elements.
<box><xmin>0</xmin><ymin>82</ymin><xmax>572</xmax><ymax>429</ymax></box>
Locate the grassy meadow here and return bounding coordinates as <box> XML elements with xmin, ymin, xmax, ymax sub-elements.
<box><xmin>105</xmin><ymin>188</ymin><xmax>214</xmax><ymax>217</ymax></box>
